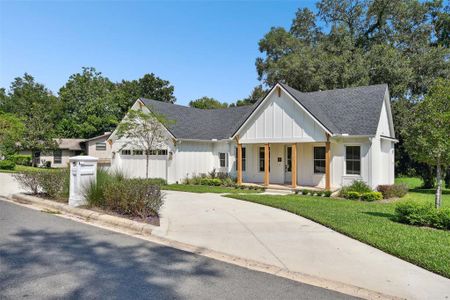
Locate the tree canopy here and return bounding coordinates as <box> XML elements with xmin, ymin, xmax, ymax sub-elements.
<box><xmin>189</xmin><ymin>96</ymin><xmax>228</xmax><ymax>109</ymax></box>
<box><xmin>256</xmin><ymin>0</ymin><xmax>449</xmax><ymax>100</ymax></box>
<box><xmin>402</xmin><ymin>78</ymin><xmax>450</xmax><ymax>206</ymax></box>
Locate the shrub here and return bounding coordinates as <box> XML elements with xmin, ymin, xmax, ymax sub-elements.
<box><xmin>8</xmin><ymin>154</ymin><xmax>32</xmax><ymax>166</ymax></box>
<box><xmin>13</xmin><ymin>171</ymin><xmax>40</xmax><ymax>194</ymax></box>
<box><xmin>0</xmin><ymin>160</ymin><xmax>15</xmax><ymax>170</ymax></box>
<box><xmin>221</xmin><ymin>177</ymin><xmax>235</xmax><ymax>187</ymax></box>
<box><xmin>360</xmin><ymin>191</ymin><xmax>383</xmax><ymax>202</ymax></box>
<box><xmin>324</xmin><ymin>190</ymin><xmax>332</xmax><ymax>197</ymax></box>
<box><xmin>103</xmin><ymin>179</ymin><xmax>164</xmax><ymax>218</ymax></box>
<box><xmin>12</xmin><ymin>169</ymin><xmax>68</xmax><ymax>199</ymax></box>
<box><xmin>433</xmin><ymin>208</ymin><xmax>450</xmax><ymax>230</ymax></box>
<box><xmin>339</xmin><ymin>180</ymin><xmax>372</xmax><ymax>198</ymax></box>
<box><xmin>301</xmin><ymin>189</ymin><xmax>309</xmax><ymax>195</ymax></box>
<box><xmin>395</xmin><ymin>201</ymin><xmax>434</xmax><ymax>226</ymax></box>
<box><xmin>316</xmin><ymin>191</ymin><xmax>324</xmax><ymax>197</ymax></box>
<box><xmin>377</xmin><ymin>184</ymin><xmax>408</xmax><ymax>199</ymax></box>
<box><xmin>199</xmin><ymin>178</ymin><xmax>221</xmax><ymax>186</ymax></box>
<box><xmin>345</xmin><ymin>191</ymin><xmax>361</xmax><ymax>200</ymax></box>
<box><xmin>38</xmin><ymin>169</ymin><xmax>69</xmax><ymax>199</ymax></box>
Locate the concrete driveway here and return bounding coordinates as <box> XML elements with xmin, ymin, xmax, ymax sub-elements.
<box><xmin>153</xmin><ymin>190</ymin><xmax>450</xmax><ymax>300</ymax></box>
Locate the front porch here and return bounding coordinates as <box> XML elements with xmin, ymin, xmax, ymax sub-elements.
<box><xmin>242</xmin><ymin>182</ymin><xmax>326</xmax><ymax>192</ymax></box>
<box><xmin>236</xmin><ymin>138</ymin><xmax>332</xmax><ymax>190</ymax></box>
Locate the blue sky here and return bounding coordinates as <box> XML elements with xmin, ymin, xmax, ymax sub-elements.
<box><xmin>0</xmin><ymin>1</ymin><xmax>316</xmax><ymax>106</ymax></box>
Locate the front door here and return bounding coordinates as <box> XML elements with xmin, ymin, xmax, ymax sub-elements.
<box><xmin>285</xmin><ymin>146</ymin><xmax>292</xmax><ymax>184</ymax></box>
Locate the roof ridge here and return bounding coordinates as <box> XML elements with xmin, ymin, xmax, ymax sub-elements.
<box><xmin>140</xmin><ymin>97</ymin><xmax>255</xmax><ymax>112</ymax></box>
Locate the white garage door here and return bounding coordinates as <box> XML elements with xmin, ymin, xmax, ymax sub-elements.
<box><xmin>120</xmin><ymin>155</ymin><xmax>167</xmax><ymax>180</ymax></box>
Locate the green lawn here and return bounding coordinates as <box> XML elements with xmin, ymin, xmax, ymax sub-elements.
<box><xmin>227</xmin><ymin>190</ymin><xmax>450</xmax><ymax>278</ymax></box>
<box><xmin>162</xmin><ymin>184</ymin><xmax>262</xmax><ymax>194</ymax></box>
<box><xmin>0</xmin><ymin>165</ymin><xmax>59</xmax><ymax>173</ymax></box>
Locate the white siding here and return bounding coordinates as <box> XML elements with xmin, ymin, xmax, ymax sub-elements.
<box><xmin>239</xmin><ymin>90</ymin><xmax>327</xmax><ymax>143</ymax></box>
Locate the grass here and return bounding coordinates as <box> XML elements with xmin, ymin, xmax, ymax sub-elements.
<box><xmin>162</xmin><ymin>184</ymin><xmax>263</xmax><ymax>194</ymax></box>
<box><xmin>227</xmin><ymin>188</ymin><xmax>450</xmax><ymax>278</ymax></box>
<box><xmin>0</xmin><ymin>165</ymin><xmax>59</xmax><ymax>173</ymax></box>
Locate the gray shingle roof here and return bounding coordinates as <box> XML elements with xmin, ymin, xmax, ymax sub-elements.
<box><xmin>140</xmin><ymin>83</ymin><xmax>388</xmax><ymax>140</ymax></box>
<box><xmin>140</xmin><ymin>98</ymin><xmax>253</xmax><ymax>140</ymax></box>
<box><xmin>280</xmin><ymin>83</ymin><xmax>388</xmax><ymax>136</ymax></box>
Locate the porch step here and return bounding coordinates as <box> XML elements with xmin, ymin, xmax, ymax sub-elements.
<box><xmin>263</xmin><ymin>189</ymin><xmax>294</xmax><ymax>195</ymax></box>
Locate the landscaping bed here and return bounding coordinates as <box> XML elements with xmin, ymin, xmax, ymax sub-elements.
<box><xmin>227</xmin><ymin>191</ymin><xmax>450</xmax><ymax>278</ymax></box>
<box><xmin>12</xmin><ymin>169</ymin><xmax>164</xmax><ymax>225</ymax></box>
<box><xmin>162</xmin><ymin>184</ymin><xmax>263</xmax><ymax>194</ymax></box>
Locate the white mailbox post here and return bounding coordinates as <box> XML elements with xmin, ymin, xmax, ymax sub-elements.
<box><xmin>69</xmin><ymin>156</ymin><xmax>98</xmax><ymax>207</ymax></box>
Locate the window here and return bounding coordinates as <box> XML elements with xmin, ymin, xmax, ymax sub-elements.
<box><xmin>235</xmin><ymin>147</ymin><xmax>246</xmax><ymax>172</ymax></box>
<box><xmin>346</xmin><ymin>146</ymin><xmax>361</xmax><ymax>175</ymax></box>
<box><xmin>259</xmin><ymin>147</ymin><xmax>270</xmax><ymax>172</ymax></box>
<box><xmin>147</xmin><ymin>149</ymin><xmax>168</xmax><ymax>155</ymax></box>
<box><xmin>133</xmin><ymin>150</ymin><xmax>143</xmax><ymax>155</ymax></box>
<box><xmin>313</xmin><ymin>147</ymin><xmax>326</xmax><ymax>174</ymax></box>
<box><xmin>219</xmin><ymin>153</ymin><xmax>227</xmax><ymax>168</ymax></box>
<box><xmin>96</xmin><ymin>142</ymin><xmax>106</xmax><ymax>151</ymax></box>
<box><xmin>286</xmin><ymin>147</ymin><xmax>292</xmax><ymax>172</ymax></box>
<box><xmin>53</xmin><ymin>150</ymin><xmax>62</xmax><ymax>164</ymax></box>
<box><xmin>121</xmin><ymin>150</ymin><xmax>131</xmax><ymax>155</ymax></box>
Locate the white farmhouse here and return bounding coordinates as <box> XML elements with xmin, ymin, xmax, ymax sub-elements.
<box><xmin>110</xmin><ymin>83</ymin><xmax>396</xmax><ymax>190</ymax></box>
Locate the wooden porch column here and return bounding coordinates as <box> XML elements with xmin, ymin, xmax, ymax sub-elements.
<box><xmin>291</xmin><ymin>143</ymin><xmax>297</xmax><ymax>188</ymax></box>
<box><xmin>325</xmin><ymin>135</ymin><xmax>331</xmax><ymax>190</ymax></box>
<box><xmin>264</xmin><ymin>143</ymin><xmax>269</xmax><ymax>186</ymax></box>
<box><xmin>237</xmin><ymin>143</ymin><xmax>243</xmax><ymax>185</ymax></box>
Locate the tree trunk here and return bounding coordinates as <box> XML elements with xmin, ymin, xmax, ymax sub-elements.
<box><xmin>146</xmin><ymin>154</ymin><xmax>149</xmax><ymax>179</ymax></box>
<box><xmin>435</xmin><ymin>164</ymin><xmax>442</xmax><ymax>208</ymax></box>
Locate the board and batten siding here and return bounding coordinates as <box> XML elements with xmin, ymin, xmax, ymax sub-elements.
<box><xmin>238</xmin><ymin>90</ymin><xmax>328</xmax><ymax>144</ymax></box>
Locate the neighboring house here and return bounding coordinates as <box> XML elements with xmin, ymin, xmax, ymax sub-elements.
<box><xmin>20</xmin><ymin>133</ymin><xmax>112</xmax><ymax>168</ymax></box>
<box><xmin>110</xmin><ymin>83</ymin><xmax>396</xmax><ymax>189</ymax></box>
<box><xmin>81</xmin><ymin>132</ymin><xmax>112</xmax><ymax>167</ymax></box>
<box><xmin>20</xmin><ymin>139</ymin><xmax>85</xmax><ymax>168</ymax></box>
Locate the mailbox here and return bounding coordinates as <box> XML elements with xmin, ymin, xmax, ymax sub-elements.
<box><xmin>69</xmin><ymin>156</ymin><xmax>98</xmax><ymax>207</ymax></box>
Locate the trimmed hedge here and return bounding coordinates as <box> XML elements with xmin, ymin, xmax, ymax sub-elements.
<box><xmin>395</xmin><ymin>201</ymin><xmax>450</xmax><ymax>230</ymax></box>
<box><xmin>360</xmin><ymin>191</ymin><xmax>383</xmax><ymax>202</ymax></box>
<box><xmin>0</xmin><ymin>160</ymin><xmax>16</xmax><ymax>170</ymax></box>
<box><xmin>377</xmin><ymin>184</ymin><xmax>408</xmax><ymax>199</ymax></box>
<box><xmin>345</xmin><ymin>191</ymin><xmax>361</xmax><ymax>200</ymax></box>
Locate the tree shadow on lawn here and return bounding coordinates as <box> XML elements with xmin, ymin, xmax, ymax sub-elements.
<box><xmin>0</xmin><ymin>228</ymin><xmax>223</xmax><ymax>299</ymax></box>
<box><xmin>410</xmin><ymin>188</ymin><xmax>450</xmax><ymax>195</ymax></box>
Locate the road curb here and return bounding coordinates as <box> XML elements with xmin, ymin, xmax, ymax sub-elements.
<box><xmin>7</xmin><ymin>193</ymin><xmax>401</xmax><ymax>300</ymax></box>
<box><xmin>10</xmin><ymin>193</ymin><xmax>154</xmax><ymax>235</ymax></box>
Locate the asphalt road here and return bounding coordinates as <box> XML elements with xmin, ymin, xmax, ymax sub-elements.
<box><xmin>0</xmin><ymin>200</ymin><xmax>358</xmax><ymax>300</ymax></box>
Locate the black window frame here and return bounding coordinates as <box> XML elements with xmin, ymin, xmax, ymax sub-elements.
<box><xmin>286</xmin><ymin>146</ymin><xmax>292</xmax><ymax>172</ymax></box>
<box><xmin>345</xmin><ymin>145</ymin><xmax>361</xmax><ymax>175</ymax></box>
<box><xmin>259</xmin><ymin>147</ymin><xmax>270</xmax><ymax>172</ymax></box>
<box><xmin>53</xmin><ymin>150</ymin><xmax>62</xmax><ymax>164</ymax></box>
<box><xmin>121</xmin><ymin>150</ymin><xmax>131</xmax><ymax>155</ymax></box>
<box><xmin>219</xmin><ymin>152</ymin><xmax>227</xmax><ymax>168</ymax></box>
<box><xmin>235</xmin><ymin>147</ymin><xmax>246</xmax><ymax>172</ymax></box>
<box><xmin>313</xmin><ymin>146</ymin><xmax>326</xmax><ymax>174</ymax></box>
<box><xmin>133</xmin><ymin>150</ymin><xmax>144</xmax><ymax>155</ymax></box>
